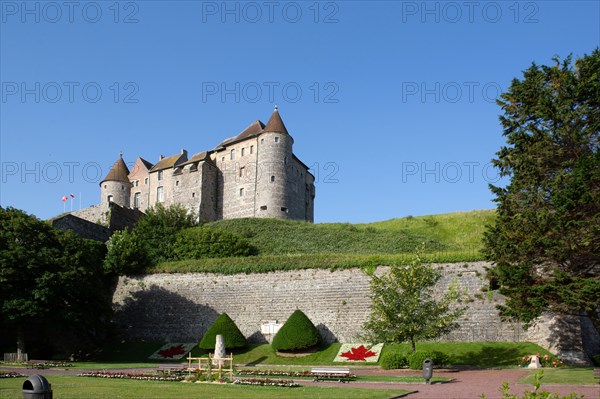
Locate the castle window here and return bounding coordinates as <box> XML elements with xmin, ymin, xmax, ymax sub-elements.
<box><xmin>121</xmin><ymin>185</ymin><xmax>124</xmax><ymax>190</ymax></box>
<box><xmin>281</xmin><ymin>207</ymin><xmax>288</xmax><ymax>213</ymax></box>
<box><xmin>158</xmin><ymin>170</ymin><xmax>163</xmax><ymax>181</ymax></box>
<box><xmin>260</xmin><ymin>205</ymin><xmax>267</xmax><ymax>210</ymax></box>
<box><xmin>176</xmin><ymin>180</ymin><xmax>180</xmax><ymax>186</ymax></box>
<box><xmin>241</xmin><ymin>148</ymin><xmax>245</xmax><ymax>156</ymax></box>
<box><xmin>192</xmin><ymin>192</ymin><xmax>195</xmax><ymax>198</ymax></box>
<box><xmin>275</xmin><ymin>136</ymin><xmax>279</xmax><ymax>143</ymax></box>
<box><xmin>284</xmin><ymin>157</ymin><xmax>287</xmax><ymax>165</ymax></box>
<box><xmin>240</xmin><ymin>188</ymin><xmax>244</xmax><ymax>197</ymax></box>
<box><xmin>270</xmin><ymin>175</ymin><xmax>275</xmax><ymax>183</ymax></box>
<box><xmin>239</xmin><ymin>166</ymin><xmax>245</xmax><ymax>177</ymax></box>
<box><xmin>103</xmin><ymin>184</ymin><xmax>107</xmax><ymax>189</ymax></box>
<box><xmin>230</xmin><ymin>149</ymin><xmax>235</xmax><ymax>160</ymax></box>
<box><xmin>261</xmin><ymin>138</ymin><xmax>264</xmax><ymax>144</ymax></box>
<box><xmin>135</xmin><ymin>180</ymin><xmax>139</xmax><ymax>187</ymax></box>
<box><xmin>157</xmin><ymin>186</ymin><xmax>164</xmax><ymax>202</ymax></box>
<box><xmin>107</xmin><ymin>195</ymin><xmax>113</xmax><ymax>203</ymax></box>
<box><xmin>144</xmin><ymin>178</ymin><xmax>148</xmax><ymax>185</ymax></box>
<box><xmin>222</xmin><ymin>156</ymin><xmax>225</xmax><ymax>163</ymax></box>
<box><xmin>133</xmin><ymin>192</ymin><xmax>141</xmax><ymax>209</ymax></box>
<box><xmin>250</xmin><ymin>145</ymin><xmax>254</xmax><ymax>154</ymax></box>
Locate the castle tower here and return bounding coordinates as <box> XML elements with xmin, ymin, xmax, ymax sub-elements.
<box><xmin>100</xmin><ymin>154</ymin><xmax>132</xmax><ymax>210</ymax></box>
<box><xmin>255</xmin><ymin>106</ymin><xmax>295</xmax><ymax>219</ymax></box>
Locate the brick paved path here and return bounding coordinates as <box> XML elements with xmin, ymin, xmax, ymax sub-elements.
<box><xmin>302</xmin><ymin>368</ymin><xmax>600</xmax><ymax>399</ymax></box>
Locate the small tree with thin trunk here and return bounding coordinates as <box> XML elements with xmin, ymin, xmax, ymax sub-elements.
<box><xmin>362</xmin><ymin>247</ymin><xmax>465</xmax><ymax>352</ymax></box>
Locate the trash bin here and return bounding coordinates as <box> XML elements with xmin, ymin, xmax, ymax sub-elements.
<box><xmin>22</xmin><ymin>374</ymin><xmax>52</xmax><ymax>399</ymax></box>
<box><xmin>422</xmin><ymin>358</ymin><xmax>433</xmax><ymax>384</ymax></box>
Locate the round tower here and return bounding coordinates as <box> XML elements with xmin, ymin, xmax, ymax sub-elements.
<box><xmin>100</xmin><ymin>154</ymin><xmax>132</xmax><ymax>210</ymax></box>
<box><xmin>255</xmin><ymin>106</ymin><xmax>294</xmax><ymax>219</ymax></box>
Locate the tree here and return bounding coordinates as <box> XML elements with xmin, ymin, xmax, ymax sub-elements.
<box><xmin>0</xmin><ymin>207</ymin><xmax>111</xmax><ymax>357</ymax></box>
<box><xmin>173</xmin><ymin>226</ymin><xmax>257</xmax><ymax>260</ymax></box>
<box><xmin>484</xmin><ymin>49</ymin><xmax>600</xmax><ymax>334</ymax></box>
<box><xmin>132</xmin><ymin>203</ymin><xmax>196</xmax><ymax>265</ymax></box>
<box><xmin>198</xmin><ymin>313</ymin><xmax>247</xmax><ymax>350</ymax></box>
<box><xmin>104</xmin><ymin>229</ymin><xmax>150</xmax><ymax>275</ymax></box>
<box><xmin>271</xmin><ymin>309</ymin><xmax>322</xmax><ymax>351</ymax></box>
<box><xmin>362</xmin><ymin>248</ymin><xmax>465</xmax><ymax>352</ymax></box>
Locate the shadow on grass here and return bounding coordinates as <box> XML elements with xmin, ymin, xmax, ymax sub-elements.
<box><xmin>451</xmin><ymin>343</ymin><xmax>547</xmax><ymax>368</ymax></box>
<box><xmin>244</xmin><ymin>356</ymin><xmax>269</xmax><ymax>366</ymax></box>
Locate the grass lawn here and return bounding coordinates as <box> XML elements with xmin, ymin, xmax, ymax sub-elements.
<box><xmin>380</xmin><ymin>342</ymin><xmax>555</xmax><ymax>368</ymax></box>
<box><xmin>519</xmin><ymin>368</ymin><xmax>598</xmax><ymax>385</ymax></box>
<box><xmin>89</xmin><ymin>341</ymin><xmax>557</xmax><ymax>369</ymax></box>
<box><xmin>225</xmin><ymin>341</ymin><xmax>556</xmax><ymax>369</ymax></box>
<box><xmin>0</xmin><ymin>375</ymin><xmax>410</xmax><ymax>399</ymax></box>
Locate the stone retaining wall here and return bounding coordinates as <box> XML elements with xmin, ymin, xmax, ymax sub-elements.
<box><xmin>111</xmin><ymin>262</ymin><xmax>592</xmax><ymax>364</ymax></box>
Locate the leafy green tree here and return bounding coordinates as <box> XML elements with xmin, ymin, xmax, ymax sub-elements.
<box><xmin>271</xmin><ymin>309</ymin><xmax>322</xmax><ymax>351</ymax></box>
<box><xmin>199</xmin><ymin>313</ymin><xmax>247</xmax><ymax>350</ymax></box>
<box><xmin>0</xmin><ymin>207</ymin><xmax>111</xmax><ymax>357</ymax></box>
<box><xmin>362</xmin><ymin>248</ymin><xmax>465</xmax><ymax>352</ymax></box>
<box><xmin>484</xmin><ymin>49</ymin><xmax>600</xmax><ymax>334</ymax></box>
<box><xmin>173</xmin><ymin>226</ymin><xmax>256</xmax><ymax>260</ymax></box>
<box><xmin>104</xmin><ymin>229</ymin><xmax>150</xmax><ymax>275</ymax></box>
<box><xmin>132</xmin><ymin>203</ymin><xmax>196</xmax><ymax>265</ymax></box>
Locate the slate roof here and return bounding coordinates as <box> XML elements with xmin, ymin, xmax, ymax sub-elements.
<box><xmin>180</xmin><ymin>151</ymin><xmax>214</xmax><ymax>166</ymax></box>
<box><xmin>215</xmin><ymin>107</ymin><xmax>289</xmax><ymax>149</ymax></box>
<box><xmin>263</xmin><ymin>106</ymin><xmax>289</xmax><ymax>134</ymax></box>
<box><xmin>150</xmin><ymin>152</ymin><xmax>188</xmax><ymax>172</ymax></box>
<box><xmin>101</xmin><ymin>155</ymin><xmax>131</xmax><ymax>184</ymax></box>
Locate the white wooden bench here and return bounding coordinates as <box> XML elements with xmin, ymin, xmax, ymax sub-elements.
<box><xmin>310</xmin><ymin>367</ymin><xmax>355</xmax><ymax>383</ymax></box>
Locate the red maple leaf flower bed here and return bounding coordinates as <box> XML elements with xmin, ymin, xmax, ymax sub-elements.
<box><xmin>158</xmin><ymin>344</ymin><xmax>186</xmax><ymax>358</ymax></box>
<box><xmin>341</xmin><ymin>345</ymin><xmax>377</xmax><ymax>361</ymax></box>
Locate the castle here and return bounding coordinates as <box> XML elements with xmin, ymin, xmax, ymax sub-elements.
<box><xmin>67</xmin><ymin>107</ymin><xmax>315</xmax><ymax>230</ymax></box>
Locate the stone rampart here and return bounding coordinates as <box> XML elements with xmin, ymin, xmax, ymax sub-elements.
<box><xmin>111</xmin><ymin>262</ymin><xmax>592</xmax><ymax>364</ymax></box>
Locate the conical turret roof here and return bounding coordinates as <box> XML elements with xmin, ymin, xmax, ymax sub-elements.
<box><xmin>101</xmin><ymin>154</ymin><xmax>130</xmax><ymax>185</ymax></box>
<box><xmin>263</xmin><ymin>105</ymin><xmax>289</xmax><ymax>134</ymax></box>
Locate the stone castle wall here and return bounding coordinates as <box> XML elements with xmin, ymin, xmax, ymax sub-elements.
<box><xmin>71</xmin><ymin>205</ymin><xmax>106</xmax><ymax>225</ymax></box>
<box><xmin>213</xmin><ymin>137</ymin><xmax>260</xmax><ymax>220</ymax></box>
<box><xmin>111</xmin><ymin>262</ymin><xmax>591</xmax><ymax>363</ymax></box>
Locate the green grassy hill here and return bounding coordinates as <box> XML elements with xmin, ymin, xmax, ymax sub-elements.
<box><xmin>207</xmin><ymin>209</ymin><xmax>494</xmax><ymax>255</ymax></box>
<box><xmin>151</xmin><ymin>210</ymin><xmax>495</xmax><ymax>274</ymax></box>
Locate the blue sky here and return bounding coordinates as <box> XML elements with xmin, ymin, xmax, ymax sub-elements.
<box><xmin>1</xmin><ymin>1</ymin><xmax>598</xmax><ymax>223</ymax></box>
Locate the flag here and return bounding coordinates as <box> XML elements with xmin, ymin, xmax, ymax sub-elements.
<box><xmin>61</xmin><ymin>196</ymin><xmax>68</xmax><ymax>202</ymax></box>
<box><xmin>70</xmin><ymin>193</ymin><xmax>75</xmax><ymax>199</ymax></box>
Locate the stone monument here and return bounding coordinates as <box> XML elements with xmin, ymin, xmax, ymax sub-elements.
<box><xmin>214</xmin><ymin>334</ymin><xmax>226</xmax><ymax>366</ymax></box>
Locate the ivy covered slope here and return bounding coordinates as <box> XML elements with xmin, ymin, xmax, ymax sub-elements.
<box><xmin>151</xmin><ymin>210</ymin><xmax>494</xmax><ymax>274</ymax></box>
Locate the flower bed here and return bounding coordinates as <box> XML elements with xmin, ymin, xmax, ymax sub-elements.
<box><xmin>46</xmin><ymin>361</ymin><xmax>74</xmax><ymax>368</ymax></box>
<box><xmin>1</xmin><ymin>372</ymin><xmax>26</xmax><ymax>379</ymax></box>
<box><xmin>334</xmin><ymin>343</ymin><xmax>384</xmax><ymax>362</ymax></box>
<box><xmin>236</xmin><ymin>369</ymin><xmax>357</xmax><ymax>379</ymax></box>
<box><xmin>236</xmin><ymin>369</ymin><xmax>312</xmax><ymax>377</ymax></box>
<box><xmin>77</xmin><ymin>371</ymin><xmax>184</xmax><ymax>382</ymax></box>
<box><xmin>148</xmin><ymin>343</ymin><xmax>196</xmax><ymax>360</ymax></box>
<box><xmin>233</xmin><ymin>378</ymin><xmax>300</xmax><ymax>387</ymax></box>
<box><xmin>517</xmin><ymin>353</ymin><xmax>564</xmax><ymax>368</ymax></box>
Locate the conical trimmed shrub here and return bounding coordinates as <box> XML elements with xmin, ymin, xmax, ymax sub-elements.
<box><xmin>272</xmin><ymin>309</ymin><xmax>322</xmax><ymax>351</ymax></box>
<box><xmin>199</xmin><ymin>313</ymin><xmax>247</xmax><ymax>350</ymax></box>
